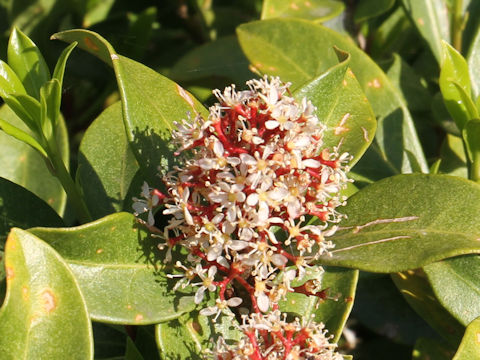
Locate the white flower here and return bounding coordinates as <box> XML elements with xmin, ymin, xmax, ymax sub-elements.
<box><xmin>132</xmin><ymin>182</ymin><xmax>159</xmax><ymax>226</ymax></box>
<box><xmin>193</xmin><ymin>265</ymin><xmax>217</xmax><ymax>304</ymax></box>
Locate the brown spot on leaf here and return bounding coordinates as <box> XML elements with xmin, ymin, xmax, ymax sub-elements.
<box><xmin>417</xmin><ymin>18</ymin><xmax>424</xmax><ymax>26</ymax></box>
<box><xmin>110</xmin><ymin>226</ymin><xmax>116</xmax><ymax>232</ymax></box>
<box><xmin>305</xmin><ymin>1</ymin><xmax>312</xmax><ymax>7</ymax></box>
<box><xmin>41</xmin><ymin>289</ymin><xmax>57</xmax><ymax>313</ymax></box>
<box><xmin>47</xmin><ymin>198</ymin><xmax>54</xmax><ymax>204</ymax></box>
<box><xmin>342</xmin><ymin>79</ymin><xmax>348</xmax><ymax>86</ymax></box>
<box><xmin>476</xmin><ymin>331</ymin><xmax>480</xmax><ymax>344</ymax></box>
<box><xmin>22</xmin><ymin>286</ymin><xmax>29</xmax><ymax>301</ymax></box>
<box><xmin>367</xmin><ymin>78</ymin><xmax>381</xmax><ymax>88</ymax></box>
<box><xmin>19</xmin><ymin>155</ymin><xmax>26</xmax><ymax>162</ymax></box>
<box><xmin>5</xmin><ymin>267</ymin><xmax>14</xmax><ymax>280</ymax></box>
<box><xmin>268</xmin><ymin>66</ymin><xmax>277</xmax><ymax>71</ymax></box>
<box><xmin>127</xmin><ymin>304</ymin><xmax>132</xmax><ymax>310</ymax></box>
<box><xmin>84</xmin><ymin>37</ymin><xmax>99</xmax><ymax>51</ymax></box>
<box><xmin>135</xmin><ymin>314</ymin><xmax>144</xmax><ymax>322</ymax></box>
<box><xmin>290</xmin><ymin>3</ymin><xmax>299</xmax><ymax>10</ymax></box>
<box><xmin>176</xmin><ymin>84</ymin><xmax>195</xmax><ymax>109</ymax></box>
<box><xmin>345</xmin><ymin>296</ymin><xmax>353</xmax><ymax>303</ymax></box>
<box><xmin>96</xmin><ymin>248</ymin><xmax>104</xmax><ymax>254</ymax></box>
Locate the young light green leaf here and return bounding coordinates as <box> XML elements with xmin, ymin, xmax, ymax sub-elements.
<box><xmin>52</xmin><ymin>42</ymin><xmax>77</xmax><ymax>90</ymax></box>
<box><xmin>0</xmin><ymin>105</ymin><xmax>68</xmax><ymax>215</ymax></box>
<box><xmin>278</xmin><ymin>267</ymin><xmax>358</xmax><ymax>342</ymax></box>
<box><xmin>77</xmin><ymin>102</ymin><xmax>139</xmax><ymax>219</ymax></box>
<box><xmin>7</xmin><ymin>27</ymin><xmax>50</xmax><ymax>99</ymax></box>
<box><xmin>261</xmin><ymin>0</ymin><xmax>345</xmax><ymax>22</ymax></box>
<box><xmin>39</xmin><ymin>79</ymin><xmax>61</xmax><ymax>140</ymax></box>
<box><xmin>401</xmin><ymin>0</ymin><xmax>450</xmax><ymax>63</ymax></box>
<box><xmin>462</xmin><ymin>119</ymin><xmax>480</xmax><ymax>181</ymax></box>
<box><xmin>237</xmin><ymin>18</ymin><xmax>428</xmax><ymax>178</ymax></box>
<box><xmin>467</xmin><ymin>26</ymin><xmax>480</xmax><ymax>98</ymax></box>
<box><xmin>2</xmin><ymin>94</ymin><xmax>41</xmax><ymax>134</ymax></box>
<box><xmin>354</xmin><ymin>0</ymin><xmax>395</xmax><ymax>23</ymax></box>
<box><xmin>0</xmin><ymin>177</ymin><xmax>63</xmax><ymax>239</ymax></box>
<box><xmin>424</xmin><ymin>255</ymin><xmax>480</xmax><ymax>326</ymax></box>
<box><xmin>318</xmin><ymin>174</ymin><xmax>480</xmax><ymax>272</ymax></box>
<box><xmin>452</xmin><ymin>317</ymin><xmax>480</xmax><ymax>359</ymax></box>
<box><xmin>29</xmin><ymin>212</ymin><xmax>196</xmax><ymax>324</ymax></box>
<box><xmin>52</xmin><ymin>29</ymin><xmax>209</xmax><ymax>186</ymax></box>
<box><xmin>0</xmin><ymin>229</ymin><xmax>93</xmax><ymax>359</ymax></box>
<box><xmin>0</xmin><ymin>59</ymin><xmax>27</xmax><ymax>98</ymax></box>
<box><xmin>294</xmin><ymin>50</ymin><xmax>376</xmax><ymax>166</ymax></box>
<box><xmin>0</xmin><ymin>119</ymin><xmax>46</xmax><ymax>157</ymax></box>
<box><xmin>440</xmin><ymin>41</ymin><xmax>474</xmax><ymax>129</ymax></box>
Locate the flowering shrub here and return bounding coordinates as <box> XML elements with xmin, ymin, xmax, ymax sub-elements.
<box><xmin>2</xmin><ymin>2</ymin><xmax>480</xmax><ymax>360</ymax></box>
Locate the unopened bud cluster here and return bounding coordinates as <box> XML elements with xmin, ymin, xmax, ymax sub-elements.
<box><xmin>133</xmin><ymin>76</ymin><xmax>351</xmax><ymax>359</ymax></box>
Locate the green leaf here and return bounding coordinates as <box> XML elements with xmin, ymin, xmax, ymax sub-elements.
<box><xmin>354</xmin><ymin>0</ymin><xmax>395</xmax><ymax>23</ymax></box>
<box><xmin>77</xmin><ymin>101</ymin><xmax>139</xmax><ymax>219</ymax></box>
<box><xmin>2</xmin><ymin>94</ymin><xmax>42</xmax><ymax>134</ymax></box>
<box><xmin>0</xmin><ymin>177</ymin><xmax>63</xmax><ymax>239</ymax></box>
<box><xmin>29</xmin><ymin>212</ymin><xmax>196</xmax><ymax>324</ymax></box>
<box><xmin>125</xmin><ymin>337</ymin><xmax>145</xmax><ymax>360</ymax></box>
<box><xmin>0</xmin><ymin>105</ymin><xmax>68</xmax><ymax>215</ymax></box>
<box><xmin>51</xmin><ymin>29</ymin><xmax>209</xmax><ymax>186</ymax></box>
<box><xmin>401</xmin><ymin>0</ymin><xmax>450</xmax><ymax>63</ymax></box>
<box><xmin>0</xmin><ymin>119</ymin><xmax>46</xmax><ymax>157</ymax></box>
<box><xmin>0</xmin><ymin>228</ymin><xmax>93</xmax><ymax>359</ymax></box>
<box><xmin>52</xmin><ymin>42</ymin><xmax>78</xmax><ymax>91</ymax></box>
<box><xmin>440</xmin><ymin>41</ymin><xmax>474</xmax><ymax>130</ymax></box>
<box><xmin>92</xmin><ymin>323</ymin><xmax>127</xmax><ymax>359</ymax></box>
<box><xmin>438</xmin><ymin>134</ymin><xmax>467</xmax><ymax>178</ymax></box>
<box><xmin>261</xmin><ymin>0</ymin><xmax>345</xmax><ymax>22</ymax></box>
<box><xmin>391</xmin><ymin>270</ymin><xmax>464</xmax><ymax>346</ymax></box>
<box><xmin>453</xmin><ymin>317</ymin><xmax>480</xmax><ymax>359</ymax></box>
<box><xmin>467</xmin><ymin>26</ymin><xmax>480</xmax><ymax>99</ymax></box>
<box><xmin>237</xmin><ymin>18</ymin><xmax>429</xmax><ymax>177</ymax></box>
<box><xmin>317</xmin><ymin>174</ymin><xmax>480</xmax><ymax>272</ymax></box>
<box><xmin>279</xmin><ymin>267</ymin><xmax>358</xmax><ymax>342</ymax></box>
<box><xmin>412</xmin><ymin>337</ymin><xmax>454</xmax><ymax>360</ymax></box>
<box><xmin>39</xmin><ymin>79</ymin><xmax>61</xmax><ymax>141</ymax></box>
<box><xmin>424</xmin><ymin>255</ymin><xmax>480</xmax><ymax>326</ymax></box>
<box><xmin>156</xmin><ymin>310</ymin><xmax>242</xmax><ymax>360</ymax></box>
<box><xmin>83</xmin><ymin>0</ymin><xmax>117</xmax><ymax>28</ymax></box>
<box><xmin>294</xmin><ymin>50</ymin><xmax>376</xmax><ymax>166</ymax></box>
<box><xmin>0</xmin><ymin>59</ymin><xmax>27</xmax><ymax>98</ymax></box>
<box><xmin>463</xmin><ymin>119</ymin><xmax>480</xmax><ymax>180</ymax></box>
<box><xmin>7</xmin><ymin>27</ymin><xmax>50</xmax><ymax>99</ymax></box>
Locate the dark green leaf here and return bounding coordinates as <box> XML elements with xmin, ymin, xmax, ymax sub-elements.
<box><xmin>279</xmin><ymin>267</ymin><xmax>357</xmax><ymax>342</ymax></box>
<box><xmin>29</xmin><ymin>212</ymin><xmax>196</xmax><ymax>324</ymax></box>
<box><xmin>354</xmin><ymin>0</ymin><xmax>395</xmax><ymax>23</ymax></box>
<box><xmin>77</xmin><ymin>101</ymin><xmax>139</xmax><ymax>219</ymax></box>
<box><xmin>92</xmin><ymin>323</ymin><xmax>127</xmax><ymax>360</ymax></box>
<box><xmin>452</xmin><ymin>317</ymin><xmax>480</xmax><ymax>359</ymax></box>
<box><xmin>412</xmin><ymin>337</ymin><xmax>454</xmax><ymax>360</ymax></box>
<box><xmin>83</xmin><ymin>0</ymin><xmax>117</xmax><ymax>28</ymax></box>
<box><xmin>125</xmin><ymin>337</ymin><xmax>145</xmax><ymax>360</ymax></box>
<box><xmin>401</xmin><ymin>0</ymin><xmax>450</xmax><ymax>63</ymax></box>
<box><xmin>156</xmin><ymin>310</ymin><xmax>242</xmax><ymax>360</ymax></box>
<box><xmin>0</xmin><ymin>177</ymin><xmax>63</xmax><ymax>239</ymax></box>
<box><xmin>463</xmin><ymin>119</ymin><xmax>480</xmax><ymax>176</ymax></box>
<box><xmin>261</xmin><ymin>0</ymin><xmax>345</xmax><ymax>22</ymax></box>
<box><xmin>318</xmin><ymin>174</ymin><xmax>480</xmax><ymax>272</ymax></box>
<box><xmin>7</xmin><ymin>27</ymin><xmax>50</xmax><ymax>99</ymax></box>
<box><xmin>440</xmin><ymin>41</ymin><xmax>474</xmax><ymax>130</ymax></box>
<box><xmin>52</xmin><ymin>29</ymin><xmax>209</xmax><ymax>186</ymax></box>
<box><xmin>0</xmin><ymin>105</ymin><xmax>68</xmax><ymax>215</ymax></box>
<box><xmin>0</xmin><ymin>59</ymin><xmax>27</xmax><ymax>98</ymax></box>
<box><xmin>294</xmin><ymin>51</ymin><xmax>376</xmax><ymax>166</ymax></box>
<box><xmin>237</xmin><ymin>18</ymin><xmax>429</xmax><ymax>177</ymax></box>
<box><xmin>126</xmin><ymin>7</ymin><xmax>157</xmax><ymax>61</ymax></box>
<box><xmin>438</xmin><ymin>134</ymin><xmax>467</xmax><ymax>178</ymax></box>
<box><xmin>40</xmin><ymin>79</ymin><xmax>61</xmax><ymax>140</ymax></box>
<box><xmin>424</xmin><ymin>255</ymin><xmax>480</xmax><ymax>326</ymax></box>
<box><xmin>0</xmin><ymin>228</ymin><xmax>93</xmax><ymax>359</ymax></box>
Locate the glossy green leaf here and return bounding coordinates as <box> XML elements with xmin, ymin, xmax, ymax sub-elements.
<box><xmin>0</xmin><ymin>228</ymin><xmax>93</xmax><ymax>359</ymax></box>
<box><xmin>391</xmin><ymin>270</ymin><xmax>464</xmax><ymax>346</ymax></box>
<box><xmin>29</xmin><ymin>212</ymin><xmax>196</xmax><ymax>324</ymax></box>
<box><xmin>438</xmin><ymin>134</ymin><xmax>467</xmax><ymax>178</ymax></box>
<box><xmin>467</xmin><ymin>26</ymin><xmax>480</xmax><ymax>99</ymax></box>
<box><xmin>453</xmin><ymin>317</ymin><xmax>480</xmax><ymax>359</ymax></box>
<box><xmin>156</xmin><ymin>310</ymin><xmax>242</xmax><ymax>360</ymax></box>
<box><xmin>0</xmin><ymin>59</ymin><xmax>27</xmax><ymax>98</ymax></box>
<box><xmin>7</xmin><ymin>27</ymin><xmax>50</xmax><ymax>99</ymax></box>
<box><xmin>424</xmin><ymin>255</ymin><xmax>480</xmax><ymax>326</ymax></box>
<box><xmin>40</xmin><ymin>79</ymin><xmax>61</xmax><ymax>140</ymax></box>
<box><xmin>52</xmin><ymin>42</ymin><xmax>78</xmax><ymax>91</ymax></box>
<box><xmin>0</xmin><ymin>177</ymin><xmax>63</xmax><ymax>239</ymax></box>
<box><xmin>52</xmin><ymin>29</ymin><xmax>209</xmax><ymax>185</ymax></box>
<box><xmin>440</xmin><ymin>41</ymin><xmax>474</xmax><ymax>130</ymax></box>
<box><xmin>279</xmin><ymin>267</ymin><xmax>358</xmax><ymax>342</ymax></box>
<box><xmin>0</xmin><ymin>105</ymin><xmax>68</xmax><ymax>215</ymax></box>
<box><xmin>0</xmin><ymin>119</ymin><xmax>46</xmax><ymax>156</ymax></box>
<box><xmin>354</xmin><ymin>0</ymin><xmax>395</xmax><ymax>23</ymax></box>
<box><xmin>83</xmin><ymin>0</ymin><xmax>117</xmax><ymax>28</ymax></box>
<box><xmin>237</xmin><ymin>18</ymin><xmax>428</xmax><ymax>177</ymax></box>
<box><xmin>412</xmin><ymin>337</ymin><xmax>454</xmax><ymax>360</ymax></box>
<box><xmin>317</xmin><ymin>174</ymin><xmax>480</xmax><ymax>272</ymax></box>
<box><xmin>261</xmin><ymin>0</ymin><xmax>345</xmax><ymax>22</ymax></box>
<box><xmin>294</xmin><ymin>50</ymin><xmax>376</xmax><ymax>166</ymax></box>
<box><xmin>463</xmin><ymin>119</ymin><xmax>480</xmax><ymax>178</ymax></box>
<box><xmin>2</xmin><ymin>94</ymin><xmax>41</xmax><ymax>134</ymax></box>
<box><xmin>401</xmin><ymin>0</ymin><xmax>450</xmax><ymax>63</ymax></box>
<box><xmin>77</xmin><ymin>101</ymin><xmax>139</xmax><ymax>219</ymax></box>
